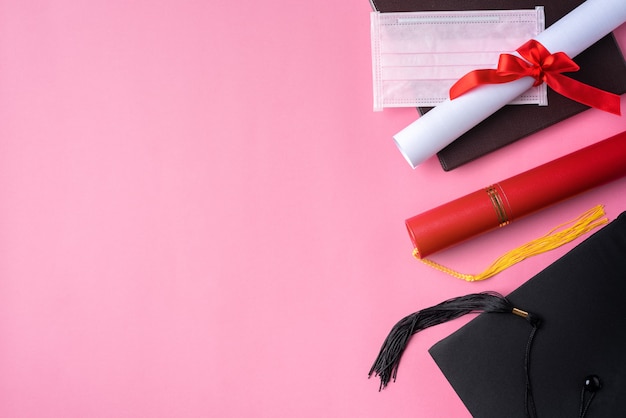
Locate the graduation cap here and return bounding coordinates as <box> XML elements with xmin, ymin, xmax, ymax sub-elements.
<box><xmin>370</xmin><ymin>210</ymin><xmax>626</xmax><ymax>417</ymax></box>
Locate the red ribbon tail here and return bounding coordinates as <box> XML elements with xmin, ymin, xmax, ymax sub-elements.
<box><xmin>547</xmin><ymin>74</ymin><xmax>621</xmax><ymax>116</ymax></box>
<box><xmin>449</xmin><ymin>69</ymin><xmax>520</xmax><ymax>100</ymax></box>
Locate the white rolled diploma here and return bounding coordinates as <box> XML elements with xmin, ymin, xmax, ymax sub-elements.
<box><xmin>394</xmin><ymin>0</ymin><xmax>626</xmax><ymax>168</ymax></box>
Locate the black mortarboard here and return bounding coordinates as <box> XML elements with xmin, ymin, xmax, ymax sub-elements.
<box><xmin>370</xmin><ymin>211</ymin><xmax>626</xmax><ymax>417</ymax></box>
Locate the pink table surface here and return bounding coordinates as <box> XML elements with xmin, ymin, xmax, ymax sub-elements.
<box><xmin>1</xmin><ymin>1</ymin><xmax>625</xmax><ymax>417</ymax></box>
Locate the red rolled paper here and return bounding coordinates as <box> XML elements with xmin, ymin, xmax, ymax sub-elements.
<box><xmin>406</xmin><ymin>130</ymin><xmax>626</xmax><ymax>258</ymax></box>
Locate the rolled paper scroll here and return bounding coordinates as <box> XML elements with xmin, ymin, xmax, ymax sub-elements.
<box><xmin>406</xmin><ymin>130</ymin><xmax>626</xmax><ymax>259</ymax></box>
<box><xmin>394</xmin><ymin>0</ymin><xmax>626</xmax><ymax>168</ymax></box>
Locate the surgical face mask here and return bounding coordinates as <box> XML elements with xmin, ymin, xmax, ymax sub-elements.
<box><xmin>370</xmin><ymin>8</ymin><xmax>546</xmax><ymax>111</ymax></box>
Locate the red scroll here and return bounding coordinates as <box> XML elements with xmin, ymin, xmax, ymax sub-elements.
<box><xmin>406</xmin><ymin>131</ymin><xmax>626</xmax><ymax>258</ymax></box>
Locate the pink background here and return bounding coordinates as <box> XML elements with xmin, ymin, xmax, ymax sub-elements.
<box><xmin>1</xmin><ymin>1</ymin><xmax>625</xmax><ymax>417</ymax></box>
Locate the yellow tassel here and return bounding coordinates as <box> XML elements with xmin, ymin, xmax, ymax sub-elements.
<box><xmin>415</xmin><ymin>205</ymin><xmax>608</xmax><ymax>282</ymax></box>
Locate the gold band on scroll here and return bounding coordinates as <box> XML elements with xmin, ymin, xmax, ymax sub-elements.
<box><xmin>486</xmin><ymin>185</ymin><xmax>510</xmax><ymax>227</ymax></box>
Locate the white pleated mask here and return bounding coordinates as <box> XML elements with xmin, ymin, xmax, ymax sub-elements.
<box><xmin>370</xmin><ymin>8</ymin><xmax>546</xmax><ymax>111</ymax></box>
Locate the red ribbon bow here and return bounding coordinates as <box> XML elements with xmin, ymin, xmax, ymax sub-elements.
<box><xmin>449</xmin><ymin>39</ymin><xmax>621</xmax><ymax>115</ymax></box>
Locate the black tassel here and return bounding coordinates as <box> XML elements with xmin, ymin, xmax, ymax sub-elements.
<box><xmin>369</xmin><ymin>291</ymin><xmax>539</xmax><ymax>390</ymax></box>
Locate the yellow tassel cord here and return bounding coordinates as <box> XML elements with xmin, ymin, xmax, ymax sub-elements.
<box><xmin>415</xmin><ymin>205</ymin><xmax>608</xmax><ymax>282</ymax></box>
